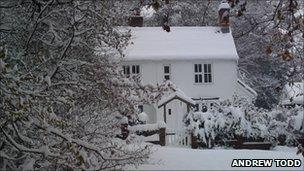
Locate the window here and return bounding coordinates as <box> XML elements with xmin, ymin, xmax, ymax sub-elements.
<box><xmin>194</xmin><ymin>64</ymin><xmax>212</xmax><ymax>83</ymax></box>
<box><xmin>123</xmin><ymin>65</ymin><xmax>130</xmax><ymax>75</ymax></box>
<box><xmin>132</xmin><ymin>65</ymin><xmax>140</xmax><ymax>74</ymax></box>
<box><xmin>168</xmin><ymin>109</ymin><xmax>172</xmax><ymax>115</ymax></box>
<box><xmin>123</xmin><ymin>65</ymin><xmax>140</xmax><ymax>75</ymax></box>
<box><xmin>164</xmin><ymin>65</ymin><xmax>170</xmax><ymax>80</ymax></box>
<box><xmin>194</xmin><ymin>64</ymin><xmax>203</xmax><ymax>83</ymax></box>
<box><xmin>204</xmin><ymin>64</ymin><xmax>212</xmax><ymax>83</ymax></box>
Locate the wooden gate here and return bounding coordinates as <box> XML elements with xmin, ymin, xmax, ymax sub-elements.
<box><xmin>166</xmin><ymin>129</ymin><xmax>191</xmax><ymax>147</ymax></box>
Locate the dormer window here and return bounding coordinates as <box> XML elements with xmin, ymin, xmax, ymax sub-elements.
<box><xmin>164</xmin><ymin>65</ymin><xmax>171</xmax><ymax>80</ymax></box>
<box><xmin>123</xmin><ymin>65</ymin><xmax>140</xmax><ymax>76</ymax></box>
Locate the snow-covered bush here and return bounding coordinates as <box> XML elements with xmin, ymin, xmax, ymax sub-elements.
<box><xmin>184</xmin><ymin>98</ymin><xmax>304</xmax><ymax>148</ymax></box>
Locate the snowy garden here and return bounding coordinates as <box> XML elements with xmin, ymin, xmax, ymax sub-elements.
<box><xmin>127</xmin><ymin>146</ymin><xmax>303</xmax><ymax>170</ymax></box>
<box><xmin>1</xmin><ymin>0</ymin><xmax>304</xmax><ymax>170</ymax></box>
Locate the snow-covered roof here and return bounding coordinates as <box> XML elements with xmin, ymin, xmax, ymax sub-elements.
<box><xmin>124</xmin><ymin>27</ymin><xmax>238</xmax><ymax>61</ymax></box>
<box><xmin>158</xmin><ymin>89</ymin><xmax>196</xmax><ymax>108</ymax></box>
<box><xmin>282</xmin><ymin>82</ymin><xmax>304</xmax><ymax>105</ymax></box>
<box><xmin>218</xmin><ymin>2</ymin><xmax>230</xmax><ymax>11</ymax></box>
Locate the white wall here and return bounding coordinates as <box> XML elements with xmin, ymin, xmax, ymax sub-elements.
<box><xmin>123</xmin><ymin>59</ymin><xmax>238</xmax><ymax>100</ymax></box>
<box><xmin>122</xmin><ymin>59</ymin><xmax>242</xmax><ymax>127</ymax></box>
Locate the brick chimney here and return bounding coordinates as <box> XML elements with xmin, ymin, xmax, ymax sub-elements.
<box><xmin>129</xmin><ymin>7</ymin><xmax>143</xmax><ymax>27</ymax></box>
<box><xmin>218</xmin><ymin>0</ymin><xmax>230</xmax><ymax>33</ymax></box>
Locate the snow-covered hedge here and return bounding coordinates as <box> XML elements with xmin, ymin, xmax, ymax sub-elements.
<box><xmin>129</xmin><ymin>122</ymin><xmax>166</xmax><ymax>133</ymax></box>
<box><xmin>184</xmin><ymin>99</ymin><xmax>304</xmax><ymax>148</ymax></box>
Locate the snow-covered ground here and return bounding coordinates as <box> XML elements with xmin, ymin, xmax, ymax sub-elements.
<box><xmin>128</xmin><ymin>145</ymin><xmax>303</xmax><ymax>170</ymax></box>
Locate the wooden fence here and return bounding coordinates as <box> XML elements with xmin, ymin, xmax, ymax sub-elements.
<box><xmin>120</xmin><ymin>123</ymin><xmax>199</xmax><ymax>148</ymax></box>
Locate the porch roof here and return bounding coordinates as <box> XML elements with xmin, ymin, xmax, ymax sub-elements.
<box><xmin>158</xmin><ymin>90</ymin><xmax>196</xmax><ymax>108</ymax></box>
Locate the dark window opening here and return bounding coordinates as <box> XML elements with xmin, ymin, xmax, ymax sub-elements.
<box><xmin>194</xmin><ymin>64</ymin><xmax>202</xmax><ymax>72</ymax></box>
<box><xmin>164</xmin><ymin>65</ymin><xmax>171</xmax><ymax>80</ymax></box>
<box><xmin>164</xmin><ymin>66</ymin><xmax>170</xmax><ymax>73</ymax></box>
<box><xmin>168</xmin><ymin>109</ymin><xmax>172</xmax><ymax>115</ymax></box>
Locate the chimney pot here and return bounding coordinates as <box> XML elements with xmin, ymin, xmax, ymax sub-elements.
<box><xmin>218</xmin><ymin>1</ymin><xmax>230</xmax><ymax>33</ymax></box>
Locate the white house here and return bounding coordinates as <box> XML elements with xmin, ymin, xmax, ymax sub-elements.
<box><xmin>122</xmin><ymin>1</ymin><xmax>257</xmax><ymax>132</ymax></box>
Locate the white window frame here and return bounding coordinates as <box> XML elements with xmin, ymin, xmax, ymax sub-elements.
<box><xmin>163</xmin><ymin>64</ymin><xmax>171</xmax><ymax>81</ymax></box>
<box><xmin>203</xmin><ymin>64</ymin><xmax>212</xmax><ymax>83</ymax></box>
<box><xmin>132</xmin><ymin>65</ymin><xmax>140</xmax><ymax>74</ymax></box>
<box><xmin>194</xmin><ymin>63</ymin><xmax>213</xmax><ymax>84</ymax></box>
<box><xmin>194</xmin><ymin>64</ymin><xmax>203</xmax><ymax>83</ymax></box>
<box><xmin>123</xmin><ymin>64</ymin><xmax>140</xmax><ymax>76</ymax></box>
<box><xmin>123</xmin><ymin>65</ymin><xmax>130</xmax><ymax>75</ymax></box>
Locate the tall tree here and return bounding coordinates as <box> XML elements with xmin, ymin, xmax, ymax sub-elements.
<box><xmin>0</xmin><ymin>0</ymin><xmax>167</xmax><ymax>170</ymax></box>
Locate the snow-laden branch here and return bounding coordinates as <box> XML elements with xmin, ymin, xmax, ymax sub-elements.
<box><xmin>1</xmin><ymin>126</ymin><xmax>61</xmax><ymax>158</ymax></box>
<box><xmin>33</xmin><ymin>121</ymin><xmax>109</xmax><ymax>161</ymax></box>
<box><xmin>25</xmin><ymin>0</ymin><xmax>55</xmax><ymax>50</ymax></box>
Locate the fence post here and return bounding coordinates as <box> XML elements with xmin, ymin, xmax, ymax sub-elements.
<box><xmin>159</xmin><ymin>127</ymin><xmax>166</xmax><ymax>146</ymax></box>
<box><xmin>191</xmin><ymin>133</ymin><xmax>198</xmax><ymax>149</ymax></box>
<box><xmin>235</xmin><ymin>135</ymin><xmax>243</xmax><ymax>149</ymax></box>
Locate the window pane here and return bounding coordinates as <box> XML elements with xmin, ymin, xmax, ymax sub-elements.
<box><xmin>204</xmin><ymin>64</ymin><xmax>208</xmax><ymax>73</ymax></box>
<box><xmin>164</xmin><ymin>75</ymin><xmax>170</xmax><ymax>80</ymax></box>
<box><xmin>194</xmin><ymin>64</ymin><xmax>198</xmax><ymax>73</ymax></box>
<box><xmin>198</xmin><ymin>64</ymin><xmax>202</xmax><ymax>72</ymax></box>
<box><xmin>123</xmin><ymin>66</ymin><xmax>126</xmax><ymax>74</ymax></box>
<box><xmin>132</xmin><ymin>65</ymin><xmax>136</xmax><ymax>74</ymax></box>
<box><xmin>199</xmin><ymin>74</ymin><xmax>202</xmax><ymax>83</ymax></box>
<box><xmin>208</xmin><ymin>64</ymin><xmax>211</xmax><ymax>73</ymax></box>
<box><xmin>209</xmin><ymin>74</ymin><xmax>212</xmax><ymax>83</ymax></box>
<box><xmin>136</xmin><ymin>65</ymin><xmax>140</xmax><ymax>74</ymax></box>
<box><xmin>164</xmin><ymin>66</ymin><xmax>170</xmax><ymax>73</ymax></box>
<box><xmin>204</xmin><ymin>74</ymin><xmax>208</xmax><ymax>83</ymax></box>
<box><xmin>195</xmin><ymin>74</ymin><xmax>198</xmax><ymax>83</ymax></box>
<box><xmin>123</xmin><ymin>66</ymin><xmax>130</xmax><ymax>75</ymax></box>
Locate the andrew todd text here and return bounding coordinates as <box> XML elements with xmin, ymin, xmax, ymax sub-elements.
<box><xmin>231</xmin><ymin>159</ymin><xmax>302</xmax><ymax>167</ymax></box>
